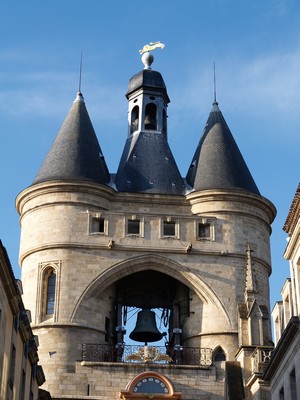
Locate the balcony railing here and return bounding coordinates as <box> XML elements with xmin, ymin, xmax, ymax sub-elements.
<box><xmin>82</xmin><ymin>344</ymin><xmax>212</xmax><ymax>366</ymax></box>
<box><xmin>251</xmin><ymin>346</ymin><xmax>273</xmax><ymax>374</ymax></box>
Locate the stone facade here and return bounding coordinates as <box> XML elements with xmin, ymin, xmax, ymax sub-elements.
<box><xmin>264</xmin><ymin>184</ymin><xmax>300</xmax><ymax>399</ymax></box>
<box><xmin>16</xmin><ymin>55</ymin><xmax>276</xmax><ymax>399</ymax></box>
<box><xmin>0</xmin><ymin>240</ymin><xmax>49</xmax><ymax>400</ymax></box>
<box><xmin>16</xmin><ymin>183</ymin><xmax>275</xmax><ymax>399</ymax></box>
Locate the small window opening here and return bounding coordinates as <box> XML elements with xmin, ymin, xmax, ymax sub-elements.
<box><xmin>198</xmin><ymin>223</ymin><xmax>211</xmax><ymax>239</ymax></box>
<box><xmin>23</xmin><ymin>342</ymin><xmax>28</xmax><ymax>359</ymax></box>
<box><xmin>92</xmin><ymin>217</ymin><xmax>105</xmax><ymax>234</ymax></box>
<box><xmin>128</xmin><ymin>219</ymin><xmax>140</xmax><ymax>235</ymax></box>
<box><xmin>105</xmin><ymin>317</ymin><xmax>111</xmax><ymax>342</ymax></box>
<box><xmin>20</xmin><ymin>369</ymin><xmax>26</xmax><ymax>400</ymax></box>
<box><xmin>290</xmin><ymin>369</ymin><xmax>296</xmax><ymax>399</ymax></box>
<box><xmin>279</xmin><ymin>387</ymin><xmax>285</xmax><ymax>400</ymax></box>
<box><xmin>46</xmin><ymin>272</ymin><xmax>56</xmax><ymax>315</ymax></box>
<box><xmin>214</xmin><ymin>347</ymin><xmax>226</xmax><ymax>361</ymax></box>
<box><xmin>131</xmin><ymin>105</ymin><xmax>139</xmax><ymax>133</ymax></box>
<box><xmin>144</xmin><ymin>103</ymin><xmax>157</xmax><ymax>130</ymax></box>
<box><xmin>9</xmin><ymin>344</ymin><xmax>16</xmax><ymax>387</ymax></box>
<box><xmin>13</xmin><ymin>314</ymin><xmax>19</xmax><ymax>331</ymax></box>
<box><xmin>163</xmin><ymin>221</ymin><xmax>176</xmax><ymax>237</ymax></box>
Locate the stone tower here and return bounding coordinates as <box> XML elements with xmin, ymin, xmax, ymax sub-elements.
<box><xmin>17</xmin><ymin>51</ymin><xmax>276</xmax><ymax>399</ymax></box>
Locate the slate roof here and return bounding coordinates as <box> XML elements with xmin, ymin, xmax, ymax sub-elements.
<box><xmin>115</xmin><ymin>130</ymin><xmax>186</xmax><ymax>195</ymax></box>
<box><xmin>126</xmin><ymin>69</ymin><xmax>170</xmax><ymax>102</ymax></box>
<box><xmin>33</xmin><ymin>92</ymin><xmax>110</xmax><ymax>185</ymax></box>
<box><xmin>186</xmin><ymin>102</ymin><xmax>260</xmax><ymax>195</ymax></box>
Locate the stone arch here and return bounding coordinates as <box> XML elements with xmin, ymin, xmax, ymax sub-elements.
<box><xmin>144</xmin><ymin>103</ymin><xmax>157</xmax><ymax>130</ymax></box>
<box><xmin>213</xmin><ymin>345</ymin><xmax>227</xmax><ymax>362</ymax></box>
<box><xmin>131</xmin><ymin>105</ymin><xmax>139</xmax><ymax>133</ymax></box>
<box><xmin>37</xmin><ymin>260</ymin><xmax>61</xmax><ymax>323</ymax></box>
<box><xmin>70</xmin><ymin>254</ymin><xmax>232</xmax><ymax>328</ymax></box>
<box><xmin>120</xmin><ymin>371</ymin><xmax>181</xmax><ymax>399</ymax></box>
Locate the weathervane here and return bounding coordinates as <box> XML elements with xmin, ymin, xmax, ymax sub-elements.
<box><xmin>139</xmin><ymin>41</ymin><xmax>165</xmax><ymax>54</ymax></box>
<box><xmin>139</xmin><ymin>41</ymin><xmax>165</xmax><ymax>70</ymax></box>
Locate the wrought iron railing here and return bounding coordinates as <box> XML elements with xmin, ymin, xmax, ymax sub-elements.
<box><xmin>82</xmin><ymin>344</ymin><xmax>212</xmax><ymax>366</ymax></box>
<box><xmin>251</xmin><ymin>346</ymin><xmax>273</xmax><ymax>374</ymax></box>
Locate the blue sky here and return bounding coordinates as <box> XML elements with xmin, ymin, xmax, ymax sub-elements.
<box><xmin>0</xmin><ymin>0</ymin><xmax>299</xmax><ymax>309</ymax></box>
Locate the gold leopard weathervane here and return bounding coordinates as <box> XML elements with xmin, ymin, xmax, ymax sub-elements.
<box><xmin>139</xmin><ymin>42</ymin><xmax>165</xmax><ymax>69</ymax></box>
<box><xmin>139</xmin><ymin>41</ymin><xmax>165</xmax><ymax>54</ymax></box>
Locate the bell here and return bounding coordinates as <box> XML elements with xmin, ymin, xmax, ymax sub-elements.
<box><xmin>129</xmin><ymin>309</ymin><xmax>163</xmax><ymax>343</ymax></box>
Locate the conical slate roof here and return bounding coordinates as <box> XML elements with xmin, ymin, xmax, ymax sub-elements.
<box><xmin>186</xmin><ymin>102</ymin><xmax>260</xmax><ymax>195</ymax></box>
<box><xmin>33</xmin><ymin>92</ymin><xmax>110</xmax><ymax>185</ymax></box>
<box><xmin>115</xmin><ymin>131</ymin><xmax>186</xmax><ymax>195</ymax></box>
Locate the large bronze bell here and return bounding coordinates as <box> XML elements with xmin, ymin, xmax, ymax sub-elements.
<box><xmin>129</xmin><ymin>309</ymin><xmax>163</xmax><ymax>343</ymax></box>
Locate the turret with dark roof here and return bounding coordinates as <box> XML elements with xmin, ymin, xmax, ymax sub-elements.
<box><xmin>33</xmin><ymin>92</ymin><xmax>110</xmax><ymax>185</ymax></box>
<box><xmin>186</xmin><ymin>101</ymin><xmax>260</xmax><ymax>195</ymax></box>
<box><xmin>115</xmin><ymin>52</ymin><xmax>186</xmax><ymax>195</ymax></box>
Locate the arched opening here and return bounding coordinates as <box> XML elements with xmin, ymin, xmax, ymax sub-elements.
<box><xmin>46</xmin><ymin>270</ymin><xmax>56</xmax><ymax>315</ymax></box>
<box><xmin>75</xmin><ymin>255</ymin><xmax>232</xmax><ymax>365</ymax></box>
<box><xmin>250</xmin><ymin>311</ymin><xmax>261</xmax><ymax>345</ymax></box>
<box><xmin>144</xmin><ymin>103</ymin><xmax>157</xmax><ymax>130</ymax></box>
<box><xmin>213</xmin><ymin>346</ymin><xmax>226</xmax><ymax>362</ymax></box>
<box><xmin>114</xmin><ymin>270</ymin><xmax>190</xmax><ymax>349</ymax></box>
<box><xmin>120</xmin><ymin>371</ymin><xmax>182</xmax><ymax>400</ymax></box>
<box><xmin>131</xmin><ymin>105</ymin><xmax>139</xmax><ymax>134</ymax></box>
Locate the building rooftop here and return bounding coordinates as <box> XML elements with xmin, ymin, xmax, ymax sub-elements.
<box><xmin>186</xmin><ymin>101</ymin><xmax>260</xmax><ymax>195</ymax></box>
<box><xmin>33</xmin><ymin>92</ymin><xmax>110</xmax><ymax>185</ymax></box>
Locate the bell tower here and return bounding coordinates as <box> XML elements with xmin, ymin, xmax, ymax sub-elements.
<box><xmin>127</xmin><ymin>51</ymin><xmax>168</xmax><ymax>136</ymax></box>
<box><xmin>17</xmin><ymin>47</ymin><xmax>276</xmax><ymax>399</ymax></box>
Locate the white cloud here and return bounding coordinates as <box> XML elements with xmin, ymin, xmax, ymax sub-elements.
<box><xmin>168</xmin><ymin>46</ymin><xmax>300</xmax><ymax>119</ymax></box>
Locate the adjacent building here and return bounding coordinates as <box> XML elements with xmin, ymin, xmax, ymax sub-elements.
<box><xmin>0</xmin><ymin>240</ymin><xmax>50</xmax><ymax>400</ymax></box>
<box><xmin>265</xmin><ymin>184</ymin><xmax>300</xmax><ymax>399</ymax></box>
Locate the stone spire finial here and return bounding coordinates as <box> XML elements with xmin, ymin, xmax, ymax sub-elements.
<box><xmin>141</xmin><ymin>52</ymin><xmax>154</xmax><ymax>69</ymax></box>
<box><xmin>245</xmin><ymin>244</ymin><xmax>257</xmax><ymax>306</ymax></box>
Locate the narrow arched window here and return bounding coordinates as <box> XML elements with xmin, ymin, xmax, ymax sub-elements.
<box><xmin>131</xmin><ymin>105</ymin><xmax>139</xmax><ymax>133</ymax></box>
<box><xmin>214</xmin><ymin>346</ymin><xmax>226</xmax><ymax>361</ymax></box>
<box><xmin>144</xmin><ymin>103</ymin><xmax>157</xmax><ymax>130</ymax></box>
<box><xmin>46</xmin><ymin>271</ymin><xmax>56</xmax><ymax>315</ymax></box>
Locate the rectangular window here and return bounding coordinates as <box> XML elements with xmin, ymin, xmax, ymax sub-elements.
<box><xmin>127</xmin><ymin>219</ymin><xmax>140</xmax><ymax>235</ymax></box>
<box><xmin>279</xmin><ymin>387</ymin><xmax>285</xmax><ymax>400</ymax></box>
<box><xmin>126</xmin><ymin>216</ymin><xmax>144</xmax><ymax>237</ymax></box>
<box><xmin>290</xmin><ymin>369</ymin><xmax>297</xmax><ymax>399</ymax></box>
<box><xmin>105</xmin><ymin>317</ymin><xmax>111</xmax><ymax>342</ymax></box>
<box><xmin>20</xmin><ymin>369</ymin><xmax>26</xmax><ymax>400</ymax></box>
<box><xmin>88</xmin><ymin>211</ymin><xmax>107</xmax><ymax>236</ymax></box>
<box><xmin>9</xmin><ymin>344</ymin><xmax>16</xmax><ymax>388</ymax></box>
<box><xmin>163</xmin><ymin>220</ymin><xmax>176</xmax><ymax>237</ymax></box>
<box><xmin>91</xmin><ymin>217</ymin><xmax>105</xmax><ymax>234</ymax></box>
<box><xmin>198</xmin><ymin>223</ymin><xmax>211</xmax><ymax>239</ymax></box>
<box><xmin>196</xmin><ymin>218</ymin><xmax>215</xmax><ymax>241</ymax></box>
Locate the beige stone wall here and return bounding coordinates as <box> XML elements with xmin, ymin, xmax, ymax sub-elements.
<box><xmin>17</xmin><ymin>181</ymin><xmax>275</xmax><ymax>398</ymax></box>
<box><xmin>43</xmin><ymin>362</ymin><xmax>225</xmax><ymax>400</ymax></box>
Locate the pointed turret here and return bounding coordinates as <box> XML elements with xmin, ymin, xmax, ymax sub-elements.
<box><xmin>33</xmin><ymin>92</ymin><xmax>110</xmax><ymax>185</ymax></box>
<box><xmin>186</xmin><ymin>101</ymin><xmax>260</xmax><ymax>195</ymax></box>
<box><xmin>114</xmin><ymin>52</ymin><xmax>186</xmax><ymax>195</ymax></box>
